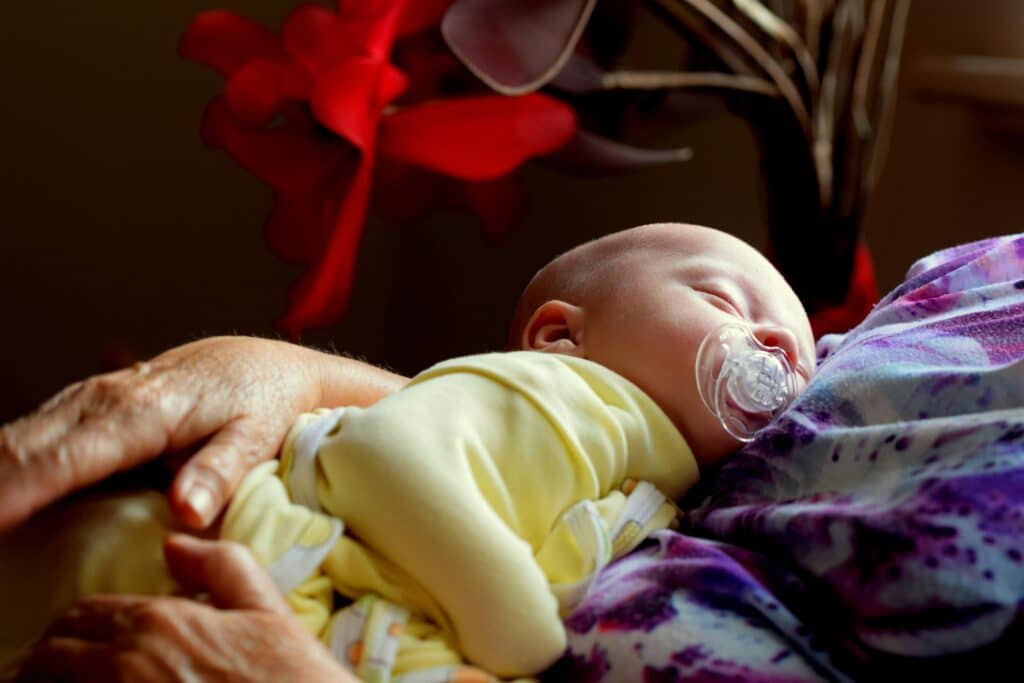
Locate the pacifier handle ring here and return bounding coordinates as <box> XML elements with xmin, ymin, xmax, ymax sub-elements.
<box><xmin>696</xmin><ymin>322</ymin><xmax>798</xmax><ymax>442</ymax></box>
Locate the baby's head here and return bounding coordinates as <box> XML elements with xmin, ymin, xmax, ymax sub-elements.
<box><xmin>508</xmin><ymin>223</ymin><xmax>815</xmax><ymax>467</ymax></box>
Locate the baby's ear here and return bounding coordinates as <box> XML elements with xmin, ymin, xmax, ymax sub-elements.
<box><xmin>521</xmin><ymin>300</ymin><xmax>586</xmax><ymax>356</ymax></box>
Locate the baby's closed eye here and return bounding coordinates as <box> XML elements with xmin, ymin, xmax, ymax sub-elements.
<box><xmin>697</xmin><ymin>288</ymin><xmax>745</xmax><ymax>318</ymax></box>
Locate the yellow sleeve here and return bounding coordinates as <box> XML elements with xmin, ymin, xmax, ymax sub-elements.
<box><xmin>277</xmin><ymin>351</ymin><xmax>698</xmax><ymax>677</ymax></box>
<box><xmin>221</xmin><ymin>461</ymin><xmax>338</xmax><ymax>636</ymax></box>
<box><xmin>412</xmin><ymin>352</ymin><xmax>699</xmax><ymax>501</ymax></box>
<box><xmin>284</xmin><ymin>373</ymin><xmax>568</xmax><ymax>678</ymax></box>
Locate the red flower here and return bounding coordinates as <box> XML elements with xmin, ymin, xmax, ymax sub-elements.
<box><xmin>809</xmin><ymin>241</ymin><xmax>880</xmax><ymax>338</ymax></box>
<box><xmin>180</xmin><ymin>1</ymin><xmax>576</xmax><ymax>338</ymax></box>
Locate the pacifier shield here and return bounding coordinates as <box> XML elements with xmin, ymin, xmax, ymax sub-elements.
<box><xmin>695</xmin><ymin>323</ymin><xmax>798</xmax><ymax>441</ymax></box>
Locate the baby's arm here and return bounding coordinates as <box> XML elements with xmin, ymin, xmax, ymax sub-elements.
<box><xmin>282</xmin><ymin>375</ymin><xmax>569</xmax><ymax>678</ymax></box>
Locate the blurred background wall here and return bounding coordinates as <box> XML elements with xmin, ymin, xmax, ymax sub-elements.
<box><xmin>2</xmin><ymin>0</ymin><xmax>1022</xmax><ymax>422</ymax></box>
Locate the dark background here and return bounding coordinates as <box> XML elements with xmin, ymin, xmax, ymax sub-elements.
<box><xmin>2</xmin><ymin>1</ymin><xmax>1023</xmax><ymax>422</ymax></box>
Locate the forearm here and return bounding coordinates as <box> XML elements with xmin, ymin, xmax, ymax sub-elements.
<box><xmin>305</xmin><ymin>347</ymin><xmax>409</xmax><ymax>409</ymax></box>
<box><xmin>0</xmin><ymin>335</ymin><xmax>411</xmax><ymax>534</ymax></box>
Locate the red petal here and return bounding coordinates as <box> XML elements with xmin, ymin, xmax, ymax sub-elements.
<box><xmin>809</xmin><ymin>242</ymin><xmax>880</xmax><ymax>338</ymax></box>
<box><xmin>201</xmin><ymin>96</ymin><xmax>347</xmax><ymax>194</ymax></box>
<box><xmin>201</xmin><ymin>98</ymin><xmax>360</xmax><ymax>267</ymax></box>
<box><xmin>283</xmin><ymin>2</ymin><xmax>403</xmax><ymax>70</ymax></box>
<box><xmin>377</xmin><ymin>63</ymin><xmax>409</xmax><ymax>105</ymax></box>
<box><xmin>224</xmin><ymin>58</ymin><xmax>311</xmax><ymax>125</ymax></box>
<box><xmin>373</xmin><ymin>161</ymin><xmax>524</xmax><ymax>240</ymax></box>
<box><xmin>282</xmin><ymin>4</ymin><xmax>351</xmax><ymax>72</ymax></box>
<box><xmin>378</xmin><ymin>94</ymin><xmax>576</xmax><ymax>179</ymax></box>
<box><xmin>277</xmin><ymin>158</ymin><xmax>376</xmax><ymax>339</ymax></box>
<box><xmin>310</xmin><ymin>59</ymin><xmax>401</xmax><ymax>149</ymax></box>
<box><xmin>337</xmin><ymin>0</ymin><xmax>406</xmax><ymax>59</ymax></box>
<box><xmin>398</xmin><ymin>0</ymin><xmax>455</xmax><ymax>36</ymax></box>
<box><xmin>392</xmin><ymin>34</ymin><xmax>464</xmax><ymax>104</ymax></box>
<box><xmin>266</xmin><ymin>183</ymin><xmax>348</xmax><ymax>265</ymax></box>
<box><xmin>179</xmin><ymin>11</ymin><xmax>284</xmax><ymax>75</ymax></box>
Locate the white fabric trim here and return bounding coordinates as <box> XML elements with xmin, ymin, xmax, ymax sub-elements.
<box><xmin>266</xmin><ymin>516</ymin><xmax>343</xmax><ymax>594</ymax></box>
<box><xmin>550</xmin><ymin>500</ymin><xmax>611</xmax><ymax>613</ymax></box>
<box><xmin>329</xmin><ymin>595</ymin><xmax>409</xmax><ymax>680</ymax></box>
<box><xmin>290</xmin><ymin>407</ymin><xmax>347</xmax><ymax>512</ymax></box>
<box><xmin>609</xmin><ymin>480</ymin><xmax>668</xmax><ymax>557</ymax></box>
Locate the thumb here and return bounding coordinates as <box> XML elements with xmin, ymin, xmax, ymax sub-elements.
<box><xmin>163</xmin><ymin>534</ymin><xmax>292</xmax><ymax>615</ymax></box>
<box><xmin>168</xmin><ymin>418</ymin><xmax>278</xmax><ymax>529</ymax></box>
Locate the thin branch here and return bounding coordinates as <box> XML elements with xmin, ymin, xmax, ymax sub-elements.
<box><xmin>851</xmin><ymin>0</ymin><xmax>888</xmax><ymax>139</ymax></box>
<box><xmin>862</xmin><ymin>0</ymin><xmax>909</xmax><ymax>198</ymax></box>
<box><xmin>601</xmin><ymin>69</ymin><xmax>780</xmax><ymax>96</ymax></box>
<box><xmin>544</xmin><ymin>129</ymin><xmax>694</xmax><ymax>175</ymax></box>
<box><xmin>801</xmin><ymin>0</ymin><xmax>828</xmax><ymax>61</ymax></box>
<box><xmin>648</xmin><ymin>0</ymin><xmax>759</xmax><ymax>76</ymax></box>
<box><xmin>834</xmin><ymin>0</ymin><xmax>889</xmax><ymax>219</ymax></box>
<box><xmin>732</xmin><ymin>0</ymin><xmax>820</xmax><ymax>98</ymax></box>
<box><xmin>659</xmin><ymin>0</ymin><xmax>812</xmax><ymax>137</ymax></box>
<box><xmin>813</xmin><ymin>0</ymin><xmax>854</xmax><ymax>207</ymax></box>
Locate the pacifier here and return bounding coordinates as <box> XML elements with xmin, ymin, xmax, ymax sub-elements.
<box><xmin>695</xmin><ymin>322</ymin><xmax>799</xmax><ymax>442</ymax></box>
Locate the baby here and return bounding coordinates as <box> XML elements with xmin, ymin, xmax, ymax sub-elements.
<box><xmin>507</xmin><ymin>221</ymin><xmax>815</xmax><ymax>465</ymax></box>
<box><xmin>0</xmin><ymin>223</ymin><xmax>815</xmax><ymax>681</ymax></box>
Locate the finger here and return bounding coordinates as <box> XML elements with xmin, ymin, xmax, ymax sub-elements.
<box><xmin>3</xmin><ymin>381</ymin><xmax>86</xmax><ymax>452</ymax></box>
<box><xmin>168</xmin><ymin>418</ymin><xmax>278</xmax><ymax>529</ymax></box>
<box><xmin>43</xmin><ymin>595</ymin><xmax>148</xmax><ymax>642</ymax></box>
<box><xmin>0</xmin><ymin>372</ymin><xmax>171</xmax><ymax>534</ymax></box>
<box><xmin>28</xmin><ymin>416</ymin><xmax>163</xmax><ymax>511</ymax></box>
<box><xmin>163</xmin><ymin>534</ymin><xmax>291</xmax><ymax>615</ymax></box>
<box><xmin>0</xmin><ymin>388</ymin><xmax>88</xmax><ymax>533</ymax></box>
<box><xmin>15</xmin><ymin>637</ymin><xmax>112</xmax><ymax>681</ymax></box>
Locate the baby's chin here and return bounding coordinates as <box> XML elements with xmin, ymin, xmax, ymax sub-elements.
<box><xmin>694</xmin><ymin>436</ymin><xmax>745</xmax><ymax>469</ymax></box>
<box><xmin>677</xmin><ymin>412</ymin><xmax>744</xmax><ymax>469</ymax></box>
<box><xmin>794</xmin><ymin>358</ymin><xmax>816</xmax><ymax>395</ymax></box>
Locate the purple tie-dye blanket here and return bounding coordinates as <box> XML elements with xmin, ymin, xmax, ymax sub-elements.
<box><xmin>551</xmin><ymin>234</ymin><xmax>1024</xmax><ymax>681</ymax></box>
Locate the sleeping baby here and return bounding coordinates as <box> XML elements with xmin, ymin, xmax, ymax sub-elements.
<box><xmin>0</xmin><ymin>223</ymin><xmax>816</xmax><ymax>681</ymax></box>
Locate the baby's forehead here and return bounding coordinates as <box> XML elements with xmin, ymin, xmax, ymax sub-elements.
<box><xmin>558</xmin><ymin>225</ymin><xmax>781</xmax><ymax>294</ymax></box>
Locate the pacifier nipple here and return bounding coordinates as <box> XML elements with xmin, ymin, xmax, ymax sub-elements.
<box><xmin>726</xmin><ymin>352</ymin><xmax>789</xmax><ymax>413</ymax></box>
<box><xmin>695</xmin><ymin>323</ymin><xmax>798</xmax><ymax>441</ymax></box>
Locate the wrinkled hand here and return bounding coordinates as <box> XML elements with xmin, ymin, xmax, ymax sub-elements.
<box><xmin>0</xmin><ymin>337</ymin><xmax>326</xmax><ymax>532</ymax></box>
<box><xmin>16</xmin><ymin>535</ymin><xmax>353</xmax><ymax>682</ymax></box>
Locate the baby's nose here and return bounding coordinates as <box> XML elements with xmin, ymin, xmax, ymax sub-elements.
<box><xmin>750</xmin><ymin>324</ymin><xmax>802</xmax><ymax>374</ymax></box>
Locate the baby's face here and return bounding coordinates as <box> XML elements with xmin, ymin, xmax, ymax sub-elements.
<box><xmin>578</xmin><ymin>226</ymin><xmax>815</xmax><ymax>466</ymax></box>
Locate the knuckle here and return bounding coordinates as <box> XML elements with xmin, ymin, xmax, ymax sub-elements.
<box><xmin>131</xmin><ymin>360</ymin><xmax>153</xmax><ymax>377</ymax></box>
<box><xmin>0</xmin><ymin>425</ymin><xmax>22</xmax><ymax>466</ymax></box>
<box><xmin>132</xmin><ymin>601</ymin><xmax>174</xmax><ymax>631</ymax></box>
<box><xmin>81</xmin><ymin>374</ymin><xmax>124</xmax><ymax>413</ymax></box>
<box><xmin>79</xmin><ymin>371</ymin><xmax>163</xmax><ymax>421</ymax></box>
<box><xmin>123</xmin><ymin>379</ymin><xmax>162</xmax><ymax>416</ymax></box>
<box><xmin>37</xmin><ymin>380</ymin><xmax>85</xmax><ymax>414</ymax></box>
<box><xmin>85</xmin><ymin>373</ymin><xmax>117</xmax><ymax>395</ymax></box>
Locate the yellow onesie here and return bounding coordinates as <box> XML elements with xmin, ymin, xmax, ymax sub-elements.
<box><xmin>0</xmin><ymin>351</ymin><xmax>698</xmax><ymax>681</ymax></box>
<box><xmin>273</xmin><ymin>351</ymin><xmax>698</xmax><ymax>679</ymax></box>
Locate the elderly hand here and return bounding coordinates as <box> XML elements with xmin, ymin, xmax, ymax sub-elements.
<box><xmin>0</xmin><ymin>336</ymin><xmax>406</xmax><ymax>533</ymax></box>
<box><xmin>15</xmin><ymin>534</ymin><xmax>355</xmax><ymax>682</ymax></box>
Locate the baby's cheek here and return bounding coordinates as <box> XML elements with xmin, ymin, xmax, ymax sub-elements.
<box><xmin>689</xmin><ymin>411</ymin><xmax>741</xmax><ymax>468</ymax></box>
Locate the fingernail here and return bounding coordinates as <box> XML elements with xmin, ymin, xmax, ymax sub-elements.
<box><xmin>185</xmin><ymin>485</ymin><xmax>215</xmax><ymax>524</ymax></box>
